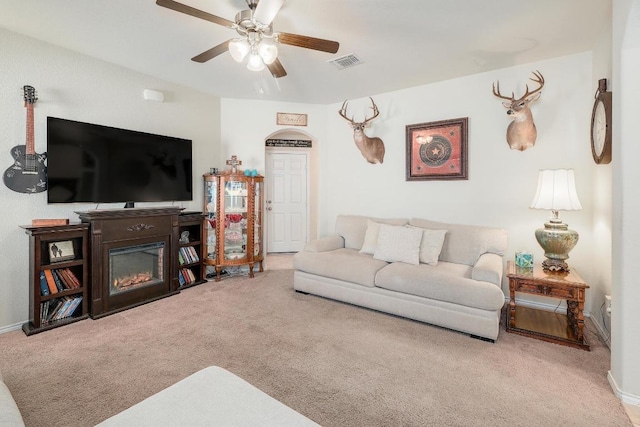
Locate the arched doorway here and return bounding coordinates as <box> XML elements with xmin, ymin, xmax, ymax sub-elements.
<box><xmin>264</xmin><ymin>129</ymin><xmax>316</xmax><ymax>253</ymax></box>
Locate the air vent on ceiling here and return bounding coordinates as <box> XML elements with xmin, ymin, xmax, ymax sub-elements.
<box><xmin>327</xmin><ymin>53</ymin><xmax>363</xmax><ymax>70</ymax></box>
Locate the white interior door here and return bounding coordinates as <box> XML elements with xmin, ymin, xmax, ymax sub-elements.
<box><xmin>266</xmin><ymin>152</ymin><xmax>308</xmax><ymax>253</ymax></box>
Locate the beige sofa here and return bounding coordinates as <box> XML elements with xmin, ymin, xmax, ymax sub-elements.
<box><xmin>293</xmin><ymin>215</ymin><xmax>508</xmax><ymax>341</ymax></box>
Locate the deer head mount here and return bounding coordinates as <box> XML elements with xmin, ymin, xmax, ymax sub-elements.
<box><xmin>493</xmin><ymin>70</ymin><xmax>545</xmax><ymax>151</ymax></box>
<box><xmin>338</xmin><ymin>97</ymin><xmax>385</xmax><ymax>164</ymax></box>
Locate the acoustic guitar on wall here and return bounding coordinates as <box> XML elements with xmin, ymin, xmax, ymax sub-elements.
<box><xmin>3</xmin><ymin>85</ymin><xmax>47</xmax><ymax>194</ymax></box>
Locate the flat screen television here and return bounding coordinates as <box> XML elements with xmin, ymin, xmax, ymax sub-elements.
<box><xmin>46</xmin><ymin>117</ymin><xmax>193</xmax><ymax>206</ymax></box>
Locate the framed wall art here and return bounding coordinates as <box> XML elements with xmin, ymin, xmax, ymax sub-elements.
<box><xmin>406</xmin><ymin>117</ymin><xmax>468</xmax><ymax>181</ymax></box>
<box><xmin>48</xmin><ymin>240</ymin><xmax>76</xmax><ymax>263</ymax></box>
<box><xmin>276</xmin><ymin>112</ymin><xmax>308</xmax><ymax>126</ymax></box>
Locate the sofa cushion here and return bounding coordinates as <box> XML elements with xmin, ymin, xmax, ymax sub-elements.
<box><xmin>335</xmin><ymin>215</ymin><xmax>408</xmax><ymax>250</ymax></box>
<box><xmin>374</xmin><ymin>262</ymin><xmax>505</xmax><ymax>311</ymax></box>
<box><xmin>373</xmin><ymin>224</ymin><xmax>422</xmax><ymax>265</ymax></box>
<box><xmin>359</xmin><ymin>219</ymin><xmax>382</xmax><ymax>255</ymax></box>
<box><xmin>409</xmin><ymin>218</ymin><xmax>507</xmax><ymax>266</ymax></box>
<box><xmin>293</xmin><ymin>248</ymin><xmax>389</xmax><ymax>287</ymax></box>
<box><xmin>410</xmin><ymin>227</ymin><xmax>447</xmax><ymax>266</ymax></box>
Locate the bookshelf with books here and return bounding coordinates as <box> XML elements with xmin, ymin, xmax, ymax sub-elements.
<box><xmin>21</xmin><ymin>223</ymin><xmax>90</xmax><ymax>335</ymax></box>
<box><xmin>177</xmin><ymin>212</ymin><xmax>206</xmax><ymax>288</ymax></box>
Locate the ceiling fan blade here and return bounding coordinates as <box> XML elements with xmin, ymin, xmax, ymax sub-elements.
<box><xmin>277</xmin><ymin>32</ymin><xmax>339</xmax><ymax>54</ymax></box>
<box><xmin>267</xmin><ymin>58</ymin><xmax>287</xmax><ymax>78</ymax></box>
<box><xmin>253</xmin><ymin>0</ymin><xmax>284</xmax><ymax>26</ymax></box>
<box><xmin>191</xmin><ymin>40</ymin><xmax>231</xmax><ymax>63</ymax></box>
<box><xmin>156</xmin><ymin>0</ymin><xmax>234</xmax><ymax>28</ymax></box>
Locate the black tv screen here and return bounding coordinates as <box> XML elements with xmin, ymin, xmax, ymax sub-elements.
<box><xmin>47</xmin><ymin>117</ymin><xmax>193</xmax><ymax>205</ymax></box>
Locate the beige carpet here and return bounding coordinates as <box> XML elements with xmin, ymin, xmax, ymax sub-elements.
<box><xmin>0</xmin><ymin>255</ymin><xmax>631</xmax><ymax>426</ymax></box>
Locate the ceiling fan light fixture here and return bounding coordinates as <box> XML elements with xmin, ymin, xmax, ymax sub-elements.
<box><xmin>157</xmin><ymin>0</ymin><xmax>341</xmax><ymax>79</ymax></box>
<box><xmin>258</xmin><ymin>42</ymin><xmax>278</xmax><ymax>65</ymax></box>
<box><xmin>247</xmin><ymin>52</ymin><xmax>265</xmax><ymax>71</ymax></box>
<box><xmin>229</xmin><ymin>39</ymin><xmax>250</xmax><ymax>62</ymax></box>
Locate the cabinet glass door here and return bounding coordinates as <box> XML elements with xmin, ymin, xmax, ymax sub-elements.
<box><xmin>223</xmin><ymin>179</ymin><xmax>248</xmax><ymax>261</ymax></box>
<box><xmin>253</xmin><ymin>179</ymin><xmax>263</xmax><ymax>258</ymax></box>
<box><xmin>204</xmin><ymin>177</ymin><xmax>217</xmax><ymax>261</ymax></box>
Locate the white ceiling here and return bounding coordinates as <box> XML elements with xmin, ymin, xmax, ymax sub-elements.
<box><xmin>0</xmin><ymin>0</ymin><xmax>611</xmax><ymax>104</ymax></box>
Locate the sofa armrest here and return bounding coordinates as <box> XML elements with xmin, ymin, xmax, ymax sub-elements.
<box><xmin>471</xmin><ymin>253</ymin><xmax>503</xmax><ymax>286</ymax></box>
<box><xmin>303</xmin><ymin>235</ymin><xmax>345</xmax><ymax>252</ymax></box>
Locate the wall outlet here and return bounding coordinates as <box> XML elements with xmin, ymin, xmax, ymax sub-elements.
<box><xmin>605</xmin><ymin>295</ymin><xmax>612</xmax><ymax>317</ymax></box>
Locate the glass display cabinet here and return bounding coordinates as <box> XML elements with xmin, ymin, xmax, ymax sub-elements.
<box><xmin>203</xmin><ymin>171</ymin><xmax>264</xmax><ymax>281</ymax></box>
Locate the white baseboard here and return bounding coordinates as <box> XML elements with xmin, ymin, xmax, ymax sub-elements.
<box><xmin>589</xmin><ymin>315</ymin><xmax>611</xmax><ymax>349</ymax></box>
<box><xmin>608</xmin><ymin>371</ymin><xmax>640</xmax><ymax>406</ymax></box>
<box><xmin>0</xmin><ymin>322</ymin><xmax>23</xmax><ymax>335</ymax></box>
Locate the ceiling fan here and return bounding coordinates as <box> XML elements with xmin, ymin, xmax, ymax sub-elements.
<box><xmin>156</xmin><ymin>0</ymin><xmax>340</xmax><ymax>78</ymax></box>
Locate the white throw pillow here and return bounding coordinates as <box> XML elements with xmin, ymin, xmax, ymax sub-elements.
<box><xmin>373</xmin><ymin>224</ymin><xmax>423</xmax><ymax>265</ymax></box>
<box><xmin>412</xmin><ymin>227</ymin><xmax>447</xmax><ymax>266</ymax></box>
<box><xmin>359</xmin><ymin>219</ymin><xmax>382</xmax><ymax>255</ymax></box>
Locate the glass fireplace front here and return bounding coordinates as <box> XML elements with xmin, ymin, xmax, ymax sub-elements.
<box><xmin>109</xmin><ymin>242</ymin><xmax>165</xmax><ymax>296</ymax></box>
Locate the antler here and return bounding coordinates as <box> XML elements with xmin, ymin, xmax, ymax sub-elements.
<box><xmin>519</xmin><ymin>70</ymin><xmax>544</xmax><ymax>101</ymax></box>
<box><xmin>492</xmin><ymin>81</ymin><xmax>514</xmax><ymax>101</ymax></box>
<box><xmin>339</xmin><ymin>98</ymin><xmax>380</xmax><ymax>127</ymax></box>
<box><xmin>492</xmin><ymin>70</ymin><xmax>544</xmax><ymax>102</ymax></box>
<box><xmin>362</xmin><ymin>97</ymin><xmax>379</xmax><ymax>127</ymax></box>
<box><xmin>338</xmin><ymin>100</ymin><xmax>354</xmax><ymax>123</ymax></box>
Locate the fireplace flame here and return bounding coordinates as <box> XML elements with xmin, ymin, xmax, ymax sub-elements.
<box><xmin>113</xmin><ymin>271</ymin><xmax>154</xmax><ymax>290</ymax></box>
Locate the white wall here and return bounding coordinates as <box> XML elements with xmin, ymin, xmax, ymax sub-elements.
<box><xmin>610</xmin><ymin>0</ymin><xmax>640</xmax><ymax>404</ymax></box>
<box><xmin>220</xmin><ymin>99</ymin><xmax>328</xmax><ymax>172</ymax></box>
<box><xmin>590</xmin><ymin>10</ymin><xmax>614</xmax><ymax>345</ymax></box>
<box><xmin>0</xmin><ymin>29</ymin><xmax>221</xmax><ymax>330</ymax></box>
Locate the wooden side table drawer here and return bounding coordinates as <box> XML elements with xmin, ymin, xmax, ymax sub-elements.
<box><xmin>514</xmin><ymin>281</ymin><xmax>577</xmax><ymax>299</ymax></box>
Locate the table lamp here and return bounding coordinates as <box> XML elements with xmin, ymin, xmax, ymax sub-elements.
<box><xmin>529</xmin><ymin>169</ymin><xmax>582</xmax><ymax>272</ymax></box>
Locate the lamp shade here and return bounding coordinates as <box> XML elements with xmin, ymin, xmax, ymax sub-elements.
<box><xmin>258</xmin><ymin>42</ymin><xmax>278</xmax><ymax>65</ymax></box>
<box><xmin>530</xmin><ymin>169</ymin><xmax>582</xmax><ymax>211</ymax></box>
<box><xmin>246</xmin><ymin>52</ymin><xmax>265</xmax><ymax>71</ymax></box>
<box><xmin>228</xmin><ymin>39</ymin><xmax>250</xmax><ymax>62</ymax></box>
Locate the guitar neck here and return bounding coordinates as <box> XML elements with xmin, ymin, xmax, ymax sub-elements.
<box><xmin>25</xmin><ymin>103</ymin><xmax>35</xmax><ymax>156</ymax></box>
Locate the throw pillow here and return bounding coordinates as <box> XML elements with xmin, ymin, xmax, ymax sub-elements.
<box><xmin>359</xmin><ymin>219</ymin><xmax>382</xmax><ymax>255</ymax></box>
<box><xmin>373</xmin><ymin>224</ymin><xmax>423</xmax><ymax>265</ymax></box>
<box><xmin>411</xmin><ymin>227</ymin><xmax>447</xmax><ymax>266</ymax></box>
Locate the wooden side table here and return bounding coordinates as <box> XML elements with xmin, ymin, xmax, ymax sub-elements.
<box><xmin>506</xmin><ymin>261</ymin><xmax>590</xmax><ymax>350</ymax></box>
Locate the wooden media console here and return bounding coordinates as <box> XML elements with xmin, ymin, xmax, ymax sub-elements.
<box><xmin>77</xmin><ymin>207</ymin><xmax>182</xmax><ymax>318</ymax></box>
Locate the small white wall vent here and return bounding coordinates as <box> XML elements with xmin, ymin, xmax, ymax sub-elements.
<box><xmin>328</xmin><ymin>53</ymin><xmax>363</xmax><ymax>70</ymax></box>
